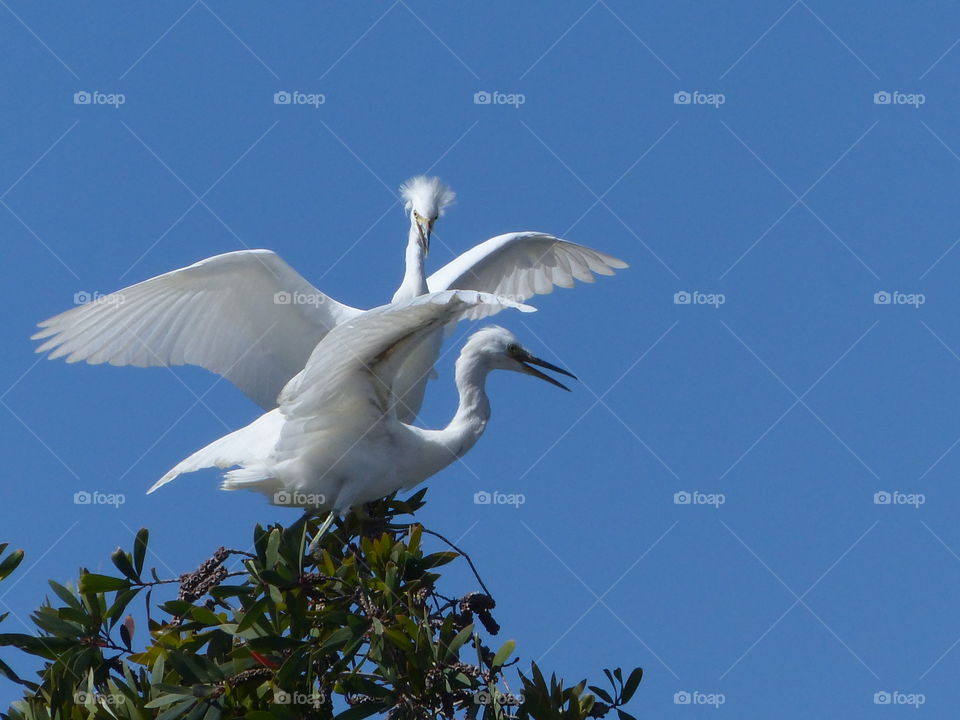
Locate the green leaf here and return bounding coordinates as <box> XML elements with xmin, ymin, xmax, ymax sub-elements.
<box><xmin>78</xmin><ymin>573</ymin><xmax>129</xmax><ymax>594</ymax></box>
<box><xmin>617</xmin><ymin>711</ymin><xmax>638</xmax><ymax>720</ymax></box>
<box><xmin>107</xmin><ymin>588</ymin><xmax>140</xmax><ymax>626</ymax></box>
<box><xmin>588</xmin><ymin>685</ymin><xmax>614</xmax><ymax>704</ymax></box>
<box><xmin>161</xmin><ymin>600</ymin><xmax>194</xmax><ymax>617</ymax></box>
<box><xmin>334</xmin><ymin>701</ymin><xmax>389</xmax><ymax>720</ymax></box>
<box><xmin>157</xmin><ymin>698</ymin><xmax>197</xmax><ymax>720</ymax></box>
<box><xmin>423</xmin><ymin>551</ymin><xmax>459</xmax><ymax>569</ymax></box>
<box><xmin>145</xmin><ymin>692</ymin><xmax>194</xmax><ymax>709</ymax></box>
<box><xmin>236</xmin><ymin>596</ymin><xmax>270</xmax><ymax>634</ymax></box>
<box><xmin>382</xmin><ymin>627</ymin><xmax>414</xmax><ymax>653</ymax></box>
<box><xmin>275</xmin><ymin>645</ymin><xmax>311</xmax><ymax>687</ymax></box>
<box><xmin>133</xmin><ymin>528</ymin><xmax>149</xmax><ymax>575</ymax></box>
<box><xmin>30</xmin><ymin>608</ymin><xmax>83</xmax><ymax>638</ymax></box>
<box><xmin>622</xmin><ymin>667</ymin><xmax>643</xmax><ymax>702</ymax></box>
<box><xmin>0</xmin><ymin>549</ymin><xmax>24</xmax><ymax>581</ymax></box>
<box><xmin>111</xmin><ymin>548</ymin><xmax>138</xmax><ymax>581</ymax></box>
<box><xmin>0</xmin><ymin>656</ymin><xmax>25</xmax><ymax>685</ymax></box>
<box><xmin>266</xmin><ymin>528</ymin><xmax>281</xmax><ymax>569</ymax></box>
<box><xmin>119</xmin><ymin>618</ymin><xmax>133</xmax><ymax>651</ymax></box>
<box><xmin>188</xmin><ymin>605</ymin><xmax>220</xmax><ymax>626</ymax></box>
<box><xmin>47</xmin><ymin>580</ymin><xmax>82</xmax><ymax>611</ymax></box>
<box><xmin>320</xmin><ymin>626</ymin><xmax>358</xmax><ymax>653</ymax></box>
<box><xmin>444</xmin><ymin>624</ymin><xmax>474</xmax><ymax>661</ymax></box>
<box><xmin>491</xmin><ymin>639</ymin><xmax>516</xmax><ymax>668</ymax></box>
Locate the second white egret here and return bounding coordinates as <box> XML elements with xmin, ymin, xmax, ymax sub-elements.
<box><xmin>147</xmin><ymin>291</ymin><xmax>575</xmax><ymax>517</ymax></box>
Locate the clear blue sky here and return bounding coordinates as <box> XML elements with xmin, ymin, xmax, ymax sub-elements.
<box><xmin>2</xmin><ymin>1</ymin><xmax>960</xmax><ymax>716</ymax></box>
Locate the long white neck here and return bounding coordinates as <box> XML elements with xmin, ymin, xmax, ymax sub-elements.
<box><xmin>391</xmin><ymin>218</ymin><xmax>428</xmax><ymax>302</ymax></box>
<box><xmin>417</xmin><ymin>349</ymin><xmax>491</xmax><ymax>473</ymax></box>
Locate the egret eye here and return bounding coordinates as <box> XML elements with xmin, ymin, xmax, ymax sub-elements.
<box><xmin>507</xmin><ymin>343</ymin><xmax>521</xmax><ymax>355</ymax></box>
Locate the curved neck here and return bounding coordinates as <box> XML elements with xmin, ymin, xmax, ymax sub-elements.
<box><xmin>391</xmin><ymin>218</ymin><xmax>428</xmax><ymax>302</ymax></box>
<box><xmin>419</xmin><ymin>349</ymin><xmax>491</xmax><ymax>471</ymax></box>
<box><xmin>449</xmin><ymin>350</ymin><xmax>491</xmax><ymax>438</ymax></box>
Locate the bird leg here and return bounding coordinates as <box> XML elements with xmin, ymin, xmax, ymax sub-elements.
<box><xmin>306</xmin><ymin>511</ymin><xmax>336</xmax><ymax>553</ymax></box>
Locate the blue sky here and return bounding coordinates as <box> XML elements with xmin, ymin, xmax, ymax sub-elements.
<box><xmin>2</xmin><ymin>1</ymin><xmax>960</xmax><ymax>715</ymax></box>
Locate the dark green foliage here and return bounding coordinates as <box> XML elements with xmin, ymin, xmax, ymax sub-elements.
<box><xmin>0</xmin><ymin>493</ymin><xmax>642</xmax><ymax>719</ymax></box>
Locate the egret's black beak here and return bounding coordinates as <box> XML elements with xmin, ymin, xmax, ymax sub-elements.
<box><xmin>415</xmin><ymin>217</ymin><xmax>433</xmax><ymax>256</ymax></box>
<box><xmin>517</xmin><ymin>352</ymin><xmax>577</xmax><ymax>392</ymax></box>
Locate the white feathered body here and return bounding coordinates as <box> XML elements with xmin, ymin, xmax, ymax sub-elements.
<box><xmin>151</xmin><ymin>291</ymin><xmax>503</xmax><ymax>511</ymax></box>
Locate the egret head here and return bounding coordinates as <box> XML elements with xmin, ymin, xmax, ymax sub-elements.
<box><xmin>399</xmin><ymin>175</ymin><xmax>456</xmax><ymax>255</ymax></box>
<box><xmin>465</xmin><ymin>326</ymin><xmax>577</xmax><ymax>391</ymax></box>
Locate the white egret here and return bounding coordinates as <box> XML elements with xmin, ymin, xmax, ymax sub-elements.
<box><xmin>33</xmin><ymin>176</ymin><xmax>624</xmax><ymax>419</ymax></box>
<box><xmin>147</xmin><ymin>291</ymin><xmax>574</xmax><ymax>522</ymax></box>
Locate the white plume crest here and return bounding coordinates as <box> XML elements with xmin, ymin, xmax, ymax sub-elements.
<box><xmin>399</xmin><ymin>175</ymin><xmax>456</xmax><ymax>218</ymax></box>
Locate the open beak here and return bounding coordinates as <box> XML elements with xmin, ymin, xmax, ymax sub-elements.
<box><xmin>415</xmin><ymin>217</ymin><xmax>433</xmax><ymax>255</ymax></box>
<box><xmin>517</xmin><ymin>352</ymin><xmax>577</xmax><ymax>392</ymax></box>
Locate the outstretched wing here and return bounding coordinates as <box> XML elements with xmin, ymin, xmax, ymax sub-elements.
<box><xmin>278</xmin><ymin>290</ymin><xmax>535</xmax><ymax>423</ymax></box>
<box><xmin>427</xmin><ymin>232</ymin><xmax>628</xmax><ymax>319</ymax></box>
<box><xmin>33</xmin><ymin>250</ymin><xmax>362</xmax><ymax>409</ymax></box>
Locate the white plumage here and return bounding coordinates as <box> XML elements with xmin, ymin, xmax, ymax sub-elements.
<box><xmin>148</xmin><ymin>290</ymin><xmax>574</xmax><ymax>513</ymax></box>
<box><xmin>34</xmin><ymin>176</ymin><xmax>626</xmax><ymax>420</ymax></box>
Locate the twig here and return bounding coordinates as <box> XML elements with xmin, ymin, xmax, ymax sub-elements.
<box><xmin>412</xmin><ymin>526</ymin><xmax>492</xmax><ymax>598</ymax></box>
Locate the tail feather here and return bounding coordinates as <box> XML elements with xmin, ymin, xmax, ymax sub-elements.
<box><xmin>222</xmin><ymin>466</ymin><xmax>280</xmax><ymax>494</ymax></box>
<box><xmin>148</xmin><ymin>410</ymin><xmax>283</xmax><ymax>494</ymax></box>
